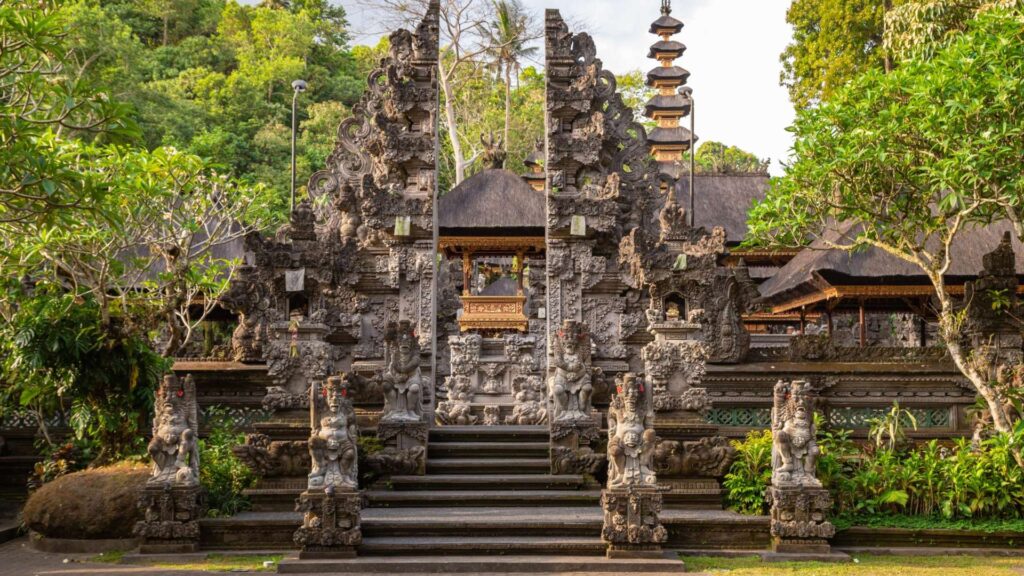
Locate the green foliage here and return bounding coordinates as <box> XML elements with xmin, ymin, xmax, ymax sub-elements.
<box><xmin>0</xmin><ymin>290</ymin><xmax>168</xmax><ymax>464</ymax></box>
<box><xmin>752</xmin><ymin>6</ymin><xmax>1024</xmax><ymax>251</ymax></box>
<box><xmin>692</xmin><ymin>141</ymin><xmax>769</xmax><ymax>175</ymax></box>
<box><xmin>726</xmin><ymin>421</ymin><xmax>1024</xmax><ymax>522</ymax></box>
<box><xmin>867</xmin><ymin>401</ymin><xmax>919</xmax><ymax>450</ymax></box>
<box><xmin>723</xmin><ymin>430</ymin><xmax>773</xmax><ymax>515</ymax></box>
<box><xmin>200</xmin><ymin>406</ymin><xmax>256</xmax><ymax>517</ymax></box>
<box><xmin>780</xmin><ymin>0</ymin><xmax>900</xmax><ymax>107</ymax></box>
<box><xmin>884</xmin><ymin>0</ymin><xmax>1021</xmax><ymax>62</ymax></box>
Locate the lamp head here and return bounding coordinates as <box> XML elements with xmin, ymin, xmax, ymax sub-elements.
<box><xmin>292</xmin><ymin>79</ymin><xmax>308</xmax><ymax>93</ymax></box>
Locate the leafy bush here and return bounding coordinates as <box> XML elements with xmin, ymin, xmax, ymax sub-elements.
<box><xmin>723</xmin><ymin>430</ymin><xmax>773</xmax><ymax>515</ymax></box>
<box><xmin>0</xmin><ymin>290</ymin><xmax>168</xmax><ymax>465</ymax></box>
<box><xmin>200</xmin><ymin>407</ymin><xmax>256</xmax><ymax>517</ymax></box>
<box><xmin>724</xmin><ymin>420</ymin><xmax>1024</xmax><ymax>523</ymax></box>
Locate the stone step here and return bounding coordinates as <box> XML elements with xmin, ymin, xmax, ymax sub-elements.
<box><xmin>389</xmin><ymin>474</ymin><xmax>585</xmax><ymax>491</ymax></box>
<box><xmin>425</xmin><ymin>457</ymin><xmax>549</xmax><ymax>474</ymax></box>
<box><xmin>427</xmin><ymin>441</ymin><xmax>549</xmax><ymax>458</ymax></box>
<box><xmin>361</xmin><ymin>507</ymin><xmax>599</xmax><ymax>538</ymax></box>
<box><xmin>359</xmin><ymin>535</ymin><xmax>604</xmax><ymax>556</ymax></box>
<box><xmin>366</xmin><ymin>489</ymin><xmax>601</xmax><ymax>508</ymax></box>
<box><xmin>429</xmin><ymin>425</ymin><xmax>548</xmax><ymax>443</ymax></box>
<box><xmin>277</xmin><ymin>555</ymin><xmax>686</xmax><ymax>574</ymax></box>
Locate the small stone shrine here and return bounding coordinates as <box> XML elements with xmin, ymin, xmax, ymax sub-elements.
<box><xmin>767</xmin><ymin>379</ymin><xmax>836</xmax><ymax>556</ymax></box>
<box><xmin>294</xmin><ymin>375</ymin><xmax>362</xmax><ymax>558</ymax></box>
<box><xmin>134</xmin><ymin>374</ymin><xmax>204</xmax><ymax>553</ymax></box>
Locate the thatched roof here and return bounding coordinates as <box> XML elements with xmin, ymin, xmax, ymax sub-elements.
<box><xmin>673</xmin><ymin>173</ymin><xmax>769</xmax><ymax>243</ymax></box>
<box><xmin>759</xmin><ymin>221</ymin><xmax>1024</xmax><ymax>305</ymax></box>
<box><xmin>439</xmin><ymin>169</ymin><xmax>545</xmax><ymax>232</ymax></box>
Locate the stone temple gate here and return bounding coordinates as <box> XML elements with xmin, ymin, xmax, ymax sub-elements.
<box><xmin>147</xmin><ymin>1</ymin><xmax>824</xmax><ymax>569</ymax></box>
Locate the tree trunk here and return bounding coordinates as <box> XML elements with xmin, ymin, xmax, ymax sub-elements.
<box><xmin>440</xmin><ymin>70</ymin><xmax>467</xmax><ymax>184</ymax></box>
<box><xmin>163</xmin><ymin>15</ymin><xmax>169</xmax><ymax>47</ymax></box>
<box><xmin>503</xmin><ymin>64</ymin><xmax>511</xmax><ymax>152</ymax></box>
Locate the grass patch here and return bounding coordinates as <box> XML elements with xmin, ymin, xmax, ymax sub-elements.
<box><xmin>88</xmin><ymin>550</ymin><xmax>126</xmax><ymax>563</ymax></box>
<box><xmin>149</xmin><ymin>554</ymin><xmax>284</xmax><ymax>572</ymax></box>
<box><xmin>681</xmin><ymin>554</ymin><xmax>1024</xmax><ymax>575</ymax></box>
<box><xmin>834</xmin><ymin>514</ymin><xmax>1024</xmax><ymax>533</ymax></box>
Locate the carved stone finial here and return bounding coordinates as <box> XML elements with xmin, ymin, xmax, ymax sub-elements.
<box><xmin>147</xmin><ymin>374</ymin><xmax>199</xmax><ymax>488</ymax></box>
<box><xmin>661</xmin><ymin>0</ymin><xmax>671</xmax><ymax>15</ymax></box>
<box><xmin>481</xmin><ymin>132</ymin><xmax>507</xmax><ymax>170</ymax></box>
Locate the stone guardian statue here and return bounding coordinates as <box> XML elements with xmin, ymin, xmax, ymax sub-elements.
<box><xmin>146</xmin><ymin>374</ymin><xmax>199</xmax><ymax>487</ymax></box>
<box><xmin>381</xmin><ymin>320</ymin><xmax>423</xmax><ymax>423</ymax></box>
<box><xmin>549</xmin><ymin>320</ymin><xmax>594</xmax><ymax>422</ymax></box>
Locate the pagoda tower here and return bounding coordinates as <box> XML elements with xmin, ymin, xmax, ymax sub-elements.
<box><xmin>645</xmin><ymin>0</ymin><xmax>696</xmax><ymax>170</ymax></box>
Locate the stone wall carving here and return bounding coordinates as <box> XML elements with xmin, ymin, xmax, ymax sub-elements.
<box><xmin>549</xmin><ymin>320</ymin><xmax>596</xmax><ymax>423</ymax></box>
<box><xmin>381</xmin><ymin>320</ymin><xmax>424</xmax><ymax>423</ymax></box>
<box><xmin>232</xmin><ymin>434</ymin><xmax>310</xmax><ymax>478</ymax></box>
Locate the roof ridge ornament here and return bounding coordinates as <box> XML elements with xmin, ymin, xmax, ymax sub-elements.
<box><xmin>662</xmin><ymin>0</ymin><xmax>671</xmax><ymax>16</ymax></box>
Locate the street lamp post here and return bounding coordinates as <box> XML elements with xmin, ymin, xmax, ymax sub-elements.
<box><xmin>290</xmin><ymin>79</ymin><xmax>308</xmax><ymax>214</ymax></box>
<box><xmin>680</xmin><ymin>86</ymin><xmax>696</xmax><ymax>227</ymax></box>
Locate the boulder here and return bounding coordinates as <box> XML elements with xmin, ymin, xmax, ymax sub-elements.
<box><xmin>23</xmin><ymin>463</ymin><xmax>149</xmax><ymax>539</ymax></box>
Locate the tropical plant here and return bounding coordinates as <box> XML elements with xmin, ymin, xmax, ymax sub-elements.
<box><xmin>867</xmin><ymin>402</ymin><xmax>919</xmax><ymax>450</ymax></box>
<box><xmin>722</xmin><ymin>430</ymin><xmax>773</xmax><ymax>515</ymax></box>
<box><xmin>484</xmin><ymin>0</ymin><xmax>538</xmax><ymax>150</ymax></box>
<box><xmin>200</xmin><ymin>406</ymin><xmax>257</xmax><ymax>517</ymax></box>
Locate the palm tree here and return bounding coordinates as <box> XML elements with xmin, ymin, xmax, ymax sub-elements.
<box><xmin>485</xmin><ymin>0</ymin><xmax>538</xmax><ymax>152</ymax></box>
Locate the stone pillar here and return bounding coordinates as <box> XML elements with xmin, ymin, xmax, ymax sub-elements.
<box><xmin>295</xmin><ymin>376</ymin><xmax>362</xmax><ymax>558</ymax></box>
<box><xmin>135</xmin><ymin>484</ymin><xmax>204</xmax><ymax>553</ymax></box>
<box><xmin>768</xmin><ymin>379</ymin><xmax>836</xmax><ymax>557</ymax></box>
<box><xmin>294</xmin><ymin>486</ymin><xmax>362</xmax><ymax>558</ymax></box>
<box><xmin>601</xmin><ymin>373</ymin><xmax>667</xmax><ymax>558</ymax></box>
<box><xmin>135</xmin><ymin>374</ymin><xmax>203</xmax><ymax>553</ymax></box>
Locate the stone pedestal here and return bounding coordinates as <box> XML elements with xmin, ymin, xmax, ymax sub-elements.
<box><xmin>600</xmin><ymin>487</ymin><xmax>667</xmax><ymax>558</ymax></box>
<box><xmin>375</xmin><ymin>421</ymin><xmax>428</xmax><ymax>476</ymax></box>
<box><xmin>766</xmin><ymin>486</ymin><xmax>835</xmax><ymax>554</ymax></box>
<box><xmin>550</xmin><ymin>417</ymin><xmax>603</xmax><ymax>477</ymax></box>
<box><xmin>134</xmin><ymin>485</ymin><xmax>204</xmax><ymax>553</ymax></box>
<box><xmin>294</xmin><ymin>488</ymin><xmax>362</xmax><ymax>558</ymax></box>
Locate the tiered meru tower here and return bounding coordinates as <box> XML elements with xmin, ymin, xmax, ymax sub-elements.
<box><xmin>645</xmin><ymin>0</ymin><xmax>696</xmax><ymax>167</ymax></box>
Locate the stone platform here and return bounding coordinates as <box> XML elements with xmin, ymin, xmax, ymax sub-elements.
<box><xmin>276</xmin><ymin>554</ymin><xmax>686</xmax><ymax>573</ymax></box>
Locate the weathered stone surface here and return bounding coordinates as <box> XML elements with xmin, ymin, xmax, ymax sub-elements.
<box><xmin>147</xmin><ymin>374</ymin><xmax>199</xmax><ymax>488</ymax></box>
<box><xmin>307</xmin><ymin>376</ymin><xmax>358</xmax><ymax>491</ymax></box>
<box><xmin>293</xmin><ymin>488</ymin><xmax>362</xmax><ymax>558</ymax></box>
<box><xmin>134</xmin><ymin>484</ymin><xmax>205</xmax><ymax>553</ymax></box>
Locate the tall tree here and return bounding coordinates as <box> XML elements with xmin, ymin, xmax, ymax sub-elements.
<box><xmin>749</xmin><ymin>7</ymin><xmax>1024</xmax><ymax>441</ymax></box>
<box><xmin>780</xmin><ymin>0</ymin><xmax>897</xmax><ymax>107</ymax></box>
<box><xmin>484</xmin><ymin>0</ymin><xmax>538</xmax><ymax>152</ymax></box>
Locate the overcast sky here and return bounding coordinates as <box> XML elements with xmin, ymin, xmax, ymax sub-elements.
<box><xmin>337</xmin><ymin>0</ymin><xmax>797</xmax><ymax>174</ymax></box>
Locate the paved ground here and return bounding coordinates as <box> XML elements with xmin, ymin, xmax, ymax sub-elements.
<box><xmin>0</xmin><ymin>538</ymin><xmax>217</xmax><ymax>576</ymax></box>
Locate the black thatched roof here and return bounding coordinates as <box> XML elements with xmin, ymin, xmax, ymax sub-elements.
<box><xmin>673</xmin><ymin>173</ymin><xmax>769</xmax><ymax>243</ymax></box>
<box><xmin>439</xmin><ymin>169</ymin><xmax>545</xmax><ymax>232</ymax></box>
<box><xmin>759</xmin><ymin>221</ymin><xmax>1024</xmax><ymax>303</ymax></box>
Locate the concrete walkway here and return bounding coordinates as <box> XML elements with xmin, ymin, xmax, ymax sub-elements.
<box><xmin>0</xmin><ymin>538</ymin><xmax>222</xmax><ymax>576</ymax></box>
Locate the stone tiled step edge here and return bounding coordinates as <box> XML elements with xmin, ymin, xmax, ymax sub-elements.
<box><xmin>425</xmin><ymin>458</ymin><xmax>550</xmax><ymax>473</ymax></box>
<box><xmin>388</xmin><ymin>474</ymin><xmax>585</xmax><ymax>490</ymax></box>
<box><xmin>0</xmin><ymin>519</ymin><xmax>22</xmax><ymax>545</ymax></box>
<box><xmin>662</xmin><ymin>511</ymin><xmax>771</xmax><ymax>550</ymax></box>
<box><xmin>834</xmin><ymin>526</ymin><xmax>1024</xmax><ymax>549</ymax></box>
<box><xmin>359</xmin><ymin>535</ymin><xmax>605</xmax><ymax>555</ymax></box>
<box><xmin>427</xmin><ymin>442</ymin><xmax>549</xmax><ymax>457</ymax></box>
<box><xmin>276</xmin><ymin>555</ymin><xmax>685</xmax><ymax>574</ymax></box>
<box><xmin>366</xmin><ymin>489</ymin><xmax>602</xmax><ymax>507</ymax></box>
<box><xmin>429</xmin><ymin>426</ymin><xmax>549</xmax><ymax>442</ymax></box>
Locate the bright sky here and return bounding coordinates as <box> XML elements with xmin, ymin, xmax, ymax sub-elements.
<box><xmin>342</xmin><ymin>0</ymin><xmax>798</xmax><ymax>175</ymax></box>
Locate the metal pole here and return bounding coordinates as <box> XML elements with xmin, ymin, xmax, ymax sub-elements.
<box><xmin>689</xmin><ymin>97</ymin><xmax>695</xmax><ymax>227</ymax></box>
<box><xmin>291</xmin><ymin>90</ymin><xmax>298</xmax><ymax>214</ymax></box>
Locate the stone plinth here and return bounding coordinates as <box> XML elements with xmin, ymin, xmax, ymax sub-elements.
<box><xmin>766</xmin><ymin>486</ymin><xmax>835</xmax><ymax>554</ymax></box>
<box><xmin>375</xmin><ymin>421</ymin><xmax>428</xmax><ymax>476</ymax></box>
<box><xmin>134</xmin><ymin>484</ymin><xmax>204</xmax><ymax>553</ymax></box>
<box><xmin>601</xmin><ymin>486</ymin><xmax>667</xmax><ymax>558</ymax></box>
<box><xmin>294</xmin><ymin>488</ymin><xmax>362</xmax><ymax>558</ymax></box>
<box><xmin>550</xmin><ymin>417</ymin><xmax>602</xmax><ymax>476</ymax></box>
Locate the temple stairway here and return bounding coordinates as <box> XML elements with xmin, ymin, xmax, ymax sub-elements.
<box><xmin>203</xmin><ymin>425</ymin><xmax>767</xmax><ymax>571</ymax></box>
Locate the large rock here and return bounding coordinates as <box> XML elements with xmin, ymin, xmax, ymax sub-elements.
<box><xmin>23</xmin><ymin>463</ymin><xmax>149</xmax><ymax>539</ymax></box>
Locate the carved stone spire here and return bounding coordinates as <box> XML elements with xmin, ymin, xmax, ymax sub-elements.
<box><xmin>645</xmin><ymin>1</ymin><xmax>695</xmax><ymax>164</ymax></box>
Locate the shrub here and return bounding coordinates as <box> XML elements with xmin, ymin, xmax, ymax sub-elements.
<box><xmin>200</xmin><ymin>406</ymin><xmax>256</xmax><ymax>517</ymax></box>
<box><xmin>22</xmin><ymin>463</ymin><xmax>149</xmax><ymax>539</ymax></box>
<box><xmin>723</xmin><ymin>430</ymin><xmax>773</xmax><ymax>515</ymax></box>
